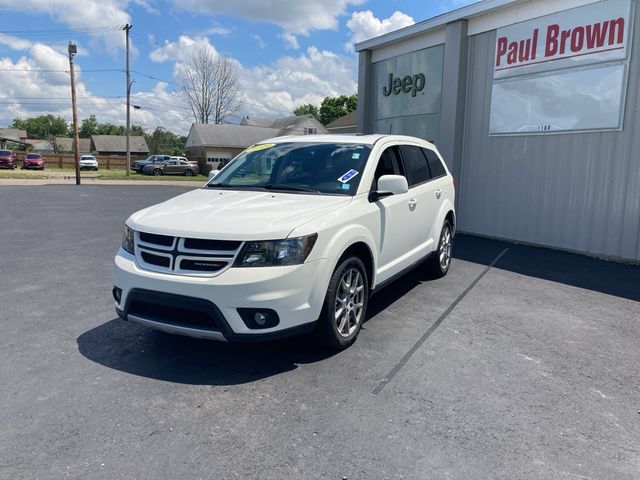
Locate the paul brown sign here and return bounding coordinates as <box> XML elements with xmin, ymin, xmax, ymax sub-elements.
<box><xmin>493</xmin><ymin>0</ymin><xmax>631</xmax><ymax>79</ymax></box>
<box><xmin>382</xmin><ymin>72</ymin><xmax>425</xmax><ymax>97</ymax></box>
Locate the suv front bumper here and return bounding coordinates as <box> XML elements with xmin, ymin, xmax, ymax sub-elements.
<box><xmin>112</xmin><ymin>248</ymin><xmax>335</xmax><ymax>341</ymax></box>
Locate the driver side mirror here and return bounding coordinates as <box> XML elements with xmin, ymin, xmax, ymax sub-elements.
<box><xmin>370</xmin><ymin>174</ymin><xmax>408</xmax><ymax>201</ymax></box>
<box><xmin>208</xmin><ymin>169</ymin><xmax>220</xmax><ymax>180</ymax></box>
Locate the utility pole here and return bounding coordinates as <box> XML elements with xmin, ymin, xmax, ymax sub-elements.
<box><xmin>68</xmin><ymin>42</ymin><xmax>81</xmax><ymax>185</ymax></box>
<box><xmin>124</xmin><ymin>24</ymin><xmax>132</xmax><ymax>177</ymax></box>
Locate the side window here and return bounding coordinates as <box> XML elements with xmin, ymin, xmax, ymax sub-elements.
<box><xmin>422</xmin><ymin>148</ymin><xmax>447</xmax><ymax>179</ymax></box>
<box><xmin>372</xmin><ymin>146</ymin><xmax>404</xmax><ymax>190</ymax></box>
<box><xmin>399</xmin><ymin>145</ymin><xmax>431</xmax><ymax>187</ymax></box>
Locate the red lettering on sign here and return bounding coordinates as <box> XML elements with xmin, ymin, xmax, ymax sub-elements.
<box><xmin>570</xmin><ymin>26</ymin><xmax>584</xmax><ymax>52</ymax></box>
<box><xmin>545</xmin><ymin>24</ymin><xmax>559</xmax><ymax>56</ymax></box>
<box><xmin>585</xmin><ymin>22</ymin><xmax>607</xmax><ymax>48</ymax></box>
<box><xmin>609</xmin><ymin>17</ymin><xmax>624</xmax><ymax>44</ymax></box>
<box><xmin>496</xmin><ymin>36</ymin><xmax>508</xmax><ymax>66</ymax></box>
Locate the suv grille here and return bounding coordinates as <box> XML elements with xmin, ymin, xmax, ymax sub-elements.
<box><xmin>135</xmin><ymin>232</ymin><xmax>242</xmax><ymax>276</ymax></box>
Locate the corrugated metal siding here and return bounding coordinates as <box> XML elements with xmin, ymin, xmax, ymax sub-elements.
<box><xmin>458</xmin><ymin>16</ymin><xmax>640</xmax><ymax>261</ymax></box>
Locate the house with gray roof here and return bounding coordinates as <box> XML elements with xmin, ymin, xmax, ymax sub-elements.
<box><xmin>90</xmin><ymin>135</ymin><xmax>149</xmax><ymax>156</ymax></box>
<box><xmin>55</xmin><ymin>137</ymin><xmax>92</xmax><ymax>154</ymax></box>
<box><xmin>185</xmin><ymin>124</ymin><xmax>280</xmax><ymax>169</ymax></box>
<box><xmin>325</xmin><ymin>111</ymin><xmax>357</xmax><ymax>134</ymax></box>
<box><xmin>187</xmin><ymin>115</ymin><xmax>329</xmax><ymax>169</ymax></box>
<box><xmin>240</xmin><ymin>114</ymin><xmax>328</xmax><ymax>135</ymax></box>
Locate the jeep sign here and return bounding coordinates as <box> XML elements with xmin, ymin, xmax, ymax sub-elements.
<box><xmin>382</xmin><ymin>72</ymin><xmax>426</xmax><ymax>97</ymax></box>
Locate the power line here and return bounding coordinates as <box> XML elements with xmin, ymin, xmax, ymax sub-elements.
<box><xmin>0</xmin><ymin>68</ymin><xmax>123</xmax><ymax>73</ymax></box>
<box><xmin>0</xmin><ymin>26</ymin><xmax>125</xmax><ymax>37</ymax></box>
<box><xmin>1</xmin><ymin>96</ymin><xmax>124</xmax><ymax>100</ymax></box>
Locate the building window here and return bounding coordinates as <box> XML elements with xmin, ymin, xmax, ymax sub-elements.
<box><xmin>304</xmin><ymin>127</ymin><xmax>318</xmax><ymax>135</ymax></box>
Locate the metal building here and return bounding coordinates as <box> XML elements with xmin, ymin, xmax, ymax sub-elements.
<box><xmin>356</xmin><ymin>0</ymin><xmax>640</xmax><ymax>262</ymax></box>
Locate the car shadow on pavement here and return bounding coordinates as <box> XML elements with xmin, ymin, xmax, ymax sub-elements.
<box><xmin>77</xmin><ymin>271</ymin><xmax>428</xmax><ymax>386</ymax></box>
<box><xmin>454</xmin><ymin>233</ymin><xmax>640</xmax><ymax>302</ymax></box>
<box><xmin>77</xmin><ymin>318</ymin><xmax>337</xmax><ymax>386</ymax></box>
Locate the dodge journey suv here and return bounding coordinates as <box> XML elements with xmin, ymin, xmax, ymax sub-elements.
<box><xmin>113</xmin><ymin>134</ymin><xmax>455</xmax><ymax>349</ymax></box>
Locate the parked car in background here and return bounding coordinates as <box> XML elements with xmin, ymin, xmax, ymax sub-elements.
<box><xmin>169</xmin><ymin>156</ymin><xmax>196</xmax><ymax>164</ymax></box>
<box><xmin>114</xmin><ymin>134</ymin><xmax>456</xmax><ymax>350</ymax></box>
<box><xmin>132</xmin><ymin>154</ymin><xmax>171</xmax><ymax>173</ymax></box>
<box><xmin>23</xmin><ymin>153</ymin><xmax>45</xmax><ymax>170</ymax></box>
<box><xmin>0</xmin><ymin>149</ymin><xmax>17</xmax><ymax>169</ymax></box>
<box><xmin>79</xmin><ymin>155</ymin><xmax>99</xmax><ymax>171</ymax></box>
<box><xmin>142</xmin><ymin>158</ymin><xmax>200</xmax><ymax>176</ymax></box>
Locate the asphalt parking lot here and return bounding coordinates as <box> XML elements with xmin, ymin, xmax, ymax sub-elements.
<box><xmin>1</xmin><ymin>184</ymin><xmax>639</xmax><ymax>480</ymax></box>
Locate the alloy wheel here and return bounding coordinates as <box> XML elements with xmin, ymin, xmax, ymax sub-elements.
<box><xmin>439</xmin><ymin>224</ymin><xmax>452</xmax><ymax>271</ymax></box>
<box><xmin>334</xmin><ymin>267</ymin><xmax>365</xmax><ymax>337</ymax></box>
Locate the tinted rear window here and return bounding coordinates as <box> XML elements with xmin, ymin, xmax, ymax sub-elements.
<box><xmin>399</xmin><ymin>145</ymin><xmax>431</xmax><ymax>187</ymax></box>
<box><xmin>422</xmin><ymin>148</ymin><xmax>447</xmax><ymax>178</ymax></box>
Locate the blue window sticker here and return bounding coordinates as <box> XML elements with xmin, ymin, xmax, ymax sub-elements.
<box><xmin>338</xmin><ymin>169</ymin><xmax>359</xmax><ymax>183</ymax></box>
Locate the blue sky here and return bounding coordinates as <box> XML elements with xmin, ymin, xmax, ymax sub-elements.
<box><xmin>0</xmin><ymin>0</ymin><xmax>475</xmax><ymax>135</ymax></box>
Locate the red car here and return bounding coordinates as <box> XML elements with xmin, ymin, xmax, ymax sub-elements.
<box><xmin>0</xmin><ymin>149</ymin><xmax>17</xmax><ymax>169</ymax></box>
<box><xmin>23</xmin><ymin>153</ymin><xmax>45</xmax><ymax>170</ymax></box>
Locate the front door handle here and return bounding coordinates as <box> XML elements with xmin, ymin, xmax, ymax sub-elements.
<box><xmin>408</xmin><ymin>198</ymin><xmax>417</xmax><ymax>208</ymax></box>
<box><xmin>435</xmin><ymin>189</ymin><xmax>442</xmax><ymax>199</ymax></box>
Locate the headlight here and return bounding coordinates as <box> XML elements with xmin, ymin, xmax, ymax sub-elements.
<box><xmin>122</xmin><ymin>225</ymin><xmax>135</xmax><ymax>254</ymax></box>
<box><xmin>234</xmin><ymin>234</ymin><xmax>317</xmax><ymax>267</ymax></box>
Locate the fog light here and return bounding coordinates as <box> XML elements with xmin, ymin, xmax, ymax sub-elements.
<box><xmin>237</xmin><ymin>308</ymin><xmax>280</xmax><ymax>329</ymax></box>
<box><xmin>254</xmin><ymin>312</ymin><xmax>267</xmax><ymax>326</ymax></box>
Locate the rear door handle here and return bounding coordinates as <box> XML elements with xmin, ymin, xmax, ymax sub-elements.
<box><xmin>435</xmin><ymin>189</ymin><xmax>442</xmax><ymax>199</ymax></box>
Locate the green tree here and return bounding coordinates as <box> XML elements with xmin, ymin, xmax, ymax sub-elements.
<box><xmin>319</xmin><ymin>94</ymin><xmax>357</xmax><ymax>125</ymax></box>
<box><xmin>12</xmin><ymin>114</ymin><xmax>69</xmax><ymax>139</ymax></box>
<box><xmin>79</xmin><ymin>115</ymin><xmax>98</xmax><ymax>138</ymax></box>
<box><xmin>293</xmin><ymin>104</ymin><xmax>320</xmax><ymax>122</ymax></box>
<box><xmin>145</xmin><ymin>127</ymin><xmax>185</xmax><ymax>155</ymax></box>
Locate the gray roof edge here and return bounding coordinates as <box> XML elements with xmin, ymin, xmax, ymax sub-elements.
<box><xmin>355</xmin><ymin>0</ymin><xmax>524</xmax><ymax>51</ymax></box>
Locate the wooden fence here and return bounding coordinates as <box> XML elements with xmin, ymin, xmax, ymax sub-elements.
<box><xmin>14</xmin><ymin>152</ymin><xmax>148</xmax><ymax>170</ymax></box>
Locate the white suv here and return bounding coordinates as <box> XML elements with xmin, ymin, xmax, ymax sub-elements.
<box><xmin>113</xmin><ymin>134</ymin><xmax>455</xmax><ymax>349</ymax></box>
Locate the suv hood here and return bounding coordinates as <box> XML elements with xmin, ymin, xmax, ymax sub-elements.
<box><xmin>128</xmin><ymin>188</ymin><xmax>352</xmax><ymax>240</ymax></box>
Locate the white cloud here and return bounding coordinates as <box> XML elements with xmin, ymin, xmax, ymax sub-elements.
<box><xmin>0</xmin><ymin>0</ymin><xmax>131</xmax><ymax>53</ymax></box>
<box><xmin>149</xmin><ymin>36</ymin><xmax>218</xmax><ymax>63</ymax></box>
<box><xmin>0</xmin><ymin>34</ymin><xmax>33</xmax><ymax>51</ymax></box>
<box><xmin>240</xmin><ymin>46</ymin><xmax>357</xmax><ymax>117</ymax></box>
<box><xmin>250</xmin><ymin>35</ymin><xmax>267</xmax><ymax>50</ymax></box>
<box><xmin>172</xmin><ymin>0</ymin><xmax>365</xmax><ymax>34</ymax></box>
<box><xmin>280</xmin><ymin>33</ymin><xmax>299</xmax><ymax>50</ymax></box>
<box><xmin>345</xmin><ymin>10</ymin><xmax>414</xmax><ymax>51</ymax></box>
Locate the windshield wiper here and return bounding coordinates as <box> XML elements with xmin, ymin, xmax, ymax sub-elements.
<box><xmin>262</xmin><ymin>184</ymin><xmax>320</xmax><ymax>193</ymax></box>
<box><xmin>206</xmin><ymin>183</ymin><xmax>237</xmax><ymax>188</ymax></box>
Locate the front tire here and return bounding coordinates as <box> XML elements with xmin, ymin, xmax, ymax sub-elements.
<box><xmin>426</xmin><ymin>220</ymin><xmax>453</xmax><ymax>279</ymax></box>
<box><xmin>153</xmin><ymin>169</ymin><xmax>162</xmax><ymax>176</ymax></box>
<box><xmin>315</xmin><ymin>256</ymin><xmax>369</xmax><ymax>350</ymax></box>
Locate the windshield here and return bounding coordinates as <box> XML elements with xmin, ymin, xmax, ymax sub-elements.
<box><xmin>81</xmin><ymin>156</ymin><xmax>95</xmax><ymax>160</ymax></box>
<box><xmin>0</xmin><ymin>150</ymin><xmax>11</xmax><ymax>156</ymax></box>
<box><xmin>26</xmin><ymin>154</ymin><xmax>41</xmax><ymax>159</ymax></box>
<box><xmin>206</xmin><ymin>142</ymin><xmax>371</xmax><ymax>196</ymax></box>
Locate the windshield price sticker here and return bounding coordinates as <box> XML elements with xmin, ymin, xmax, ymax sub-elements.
<box><xmin>245</xmin><ymin>143</ymin><xmax>275</xmax><ymax>153</ymax></box>
<box><xmin>338</xmin><ymin>169</ymin><xmax>359</xmax><ymax>183</ymax></box>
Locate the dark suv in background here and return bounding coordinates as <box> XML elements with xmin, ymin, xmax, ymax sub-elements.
<box><xmin>0</xmin><ymin>150</ymin><xmax>17</xmax><ymax>169</ymax></box>
<box><xmin>132</xmin><ymin>155</ymin><xmax>171</xmax><ymax>173</ymax></box>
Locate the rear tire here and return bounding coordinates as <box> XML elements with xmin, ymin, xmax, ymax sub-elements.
<box><xmin>315</xmin><ymin>256</ymin><xmax>369</xmax><ymax>350</ymax></box>
<box><xmin>426</xmin><ymin>220</ymin><xmax>453</xmax><ymax>279</ymax></box>
<box><xmin>153</xmin><ymin>169</ymin><xmax>162</xmax><ymax>176</ymax></box>
<box><xmin>184</xmin><ymin>169</ymin><xmax>193</xmax><ymax>176</ymax></box>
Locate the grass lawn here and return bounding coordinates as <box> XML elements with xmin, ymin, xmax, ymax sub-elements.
<box><xmin>0</xmin><ymin>167</ymin><xmax>205</xmax><ymax>181</ymax></box>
